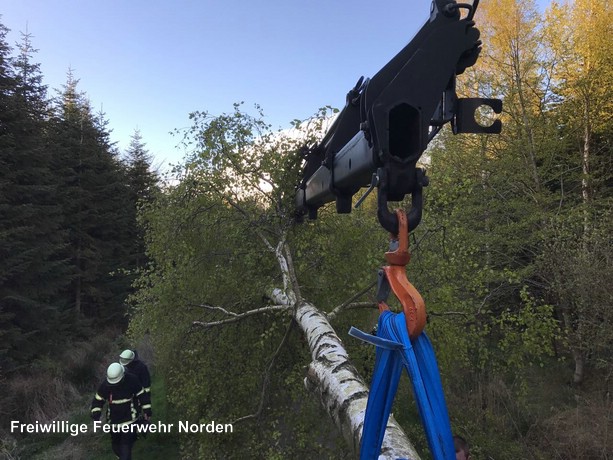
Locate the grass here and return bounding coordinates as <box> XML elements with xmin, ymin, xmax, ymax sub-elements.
<box><xmin>129</xmin><ymin>376</ymin><xmax>180</xmax><ymax>460</ymax></box>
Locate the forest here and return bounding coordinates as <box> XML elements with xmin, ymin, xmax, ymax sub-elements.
<box><xmin>0</xmin><ymin>18</ymin><xmax>160</xmax><ymax>459</ymax></box>
<box><xmin>1</xmin><ymin>0</ymin><xmax>612</xmax><ymax>459</ymax></box>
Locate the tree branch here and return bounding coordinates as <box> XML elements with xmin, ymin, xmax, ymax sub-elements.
<box><xmin>191</xmin><ymin>304</ymin><xmax>291</xmax><ymax>329</ymax></box>
<box><xmin>327</xmin><ymin>281</ymin><xmax>377</xmax><ymax>321</ymax></box>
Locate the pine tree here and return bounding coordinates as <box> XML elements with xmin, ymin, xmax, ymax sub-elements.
<box><xmin>125</xmin><ymin>129</ymin><xmax>158</xmax><ymax>203</ymax></box>
<box><xmin>48</xmin><ymin>71</ymin><xmax>133</xmax><ymax>323</ymax></box>
<box><xmin>0</xmin><ymin>25</ymin><xmax>70</xmax><ymax>370</ymax></box>
<box><xmin>124</xmin><ymin>129</ymin><xmax>158</xmax><ymax>270</ymax></box>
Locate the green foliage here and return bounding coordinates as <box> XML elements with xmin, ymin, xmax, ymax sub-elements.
<box><xmin>539</xmin><ymin>208</ymin><xmax>613</xmax><ymax>372</ymax></box>
<box><xmin>129</xmin><ymin>105</ymin><xmax>356</xmax><ymax>457</ymax></box>
<box><xmin>496</xmin><ymin>288</ymin><xmax>559</xmax><ymax>372</ymax></box>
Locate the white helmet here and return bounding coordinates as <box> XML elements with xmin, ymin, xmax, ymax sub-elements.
<box><xmin>119</xmin><ymin>349</ymin><xmax>135</xmax><ymax>366</ymax></box>
<box><xmin>107</xmin><ymin>363</ymin><xmax>125</xmax><ymax>384</ymax></box>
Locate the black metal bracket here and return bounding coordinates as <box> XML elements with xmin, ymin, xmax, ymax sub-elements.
<box><xmin>453</xmin><ymin>98</ymin><xmax>502</xmax><ymax>134</ymax></box>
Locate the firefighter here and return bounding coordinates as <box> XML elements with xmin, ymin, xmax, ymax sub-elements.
<box><xmin>119</xmin><ymin>349</ymin><xmax>151</xmax><ymax>396</ymax></box>
<box><xmin>91</xmin><ymin>362</ymin><xmax>152</xmax><ymax>460</ymax></box>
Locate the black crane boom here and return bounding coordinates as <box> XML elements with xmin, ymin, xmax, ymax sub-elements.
<box><xmin>295</xmin><ymin>0</ymin><xmax>501</xmax><ymax>232</ymax></box>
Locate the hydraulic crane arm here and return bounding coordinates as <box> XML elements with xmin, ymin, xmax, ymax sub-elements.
<box><xmin>295</xmin><ymin>0</ymin><xmax>501</xmax><ymax>232</ymax></box>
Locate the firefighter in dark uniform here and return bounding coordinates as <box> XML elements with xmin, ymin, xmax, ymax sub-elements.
<box><xmin>119</xmin><ymin>349</ymin><xmax>151</xmax><ymax>397</ymax></box>
<box><xmin>91</xmin><ymin>362</ymin><xmax>152</xmax><ymax>460</ymax></box>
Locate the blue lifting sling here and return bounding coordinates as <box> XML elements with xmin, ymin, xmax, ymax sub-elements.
<box><xmin>350</xmin><ymin>312</ymin><xmax>454</xmax><ymax>460</ymax></box>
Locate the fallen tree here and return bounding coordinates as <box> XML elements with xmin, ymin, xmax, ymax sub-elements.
<box><xmin>192</xmin><ymin>230</ymin><xmax>420</xmax><ymax>458</ymax></box>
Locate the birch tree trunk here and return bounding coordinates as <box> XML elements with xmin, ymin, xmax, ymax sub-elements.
<box><xmin>298</xmin><ymin>300</ymin><xmax>420</xmax><ymax>459</ymax></box>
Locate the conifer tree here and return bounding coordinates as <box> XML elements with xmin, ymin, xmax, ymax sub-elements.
<box><xmin>48</xmin><ymin>71</ymin><xmax>133</xmax><ymax>322</ymax></box>
<box><xmin>0</xmin><ymin>25</ymin><xmax>70</xmax><ymax>370</ymax></box>
<box><xmin>124</xmin><ymin>129</ymin><xmax>159</xmax><ymax>270</ymax></box>
<box><xmin>125</xmin><ymin>129</ymin><xmax>158</xmax><ymax>203</ymax></box>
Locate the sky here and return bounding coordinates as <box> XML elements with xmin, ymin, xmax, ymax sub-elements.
<box><xmin>2</xmin><ymin>0</ymin><xmax>551</xmax><ymax>172</ymax></box>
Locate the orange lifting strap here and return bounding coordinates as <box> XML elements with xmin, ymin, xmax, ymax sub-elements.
<box><xmin>377</xmin><ymin>210</ymin><xmax>427</xmax><ymax>340</ymax></box>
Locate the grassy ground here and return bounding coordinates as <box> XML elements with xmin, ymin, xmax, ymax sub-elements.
<box><xmin>19</xmin><ymin>375</ymin><xmax>180</xmax><ymax>460</ymax></box>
